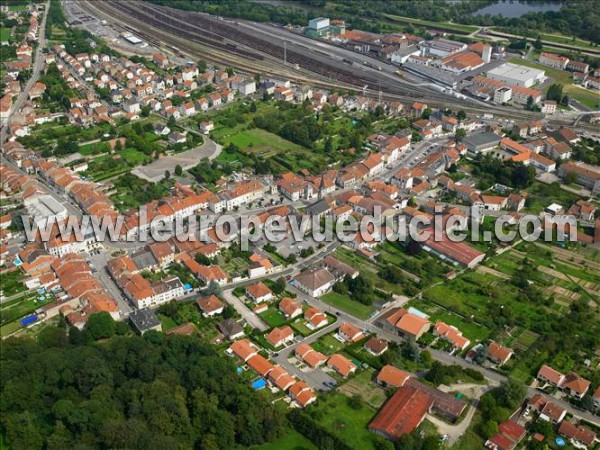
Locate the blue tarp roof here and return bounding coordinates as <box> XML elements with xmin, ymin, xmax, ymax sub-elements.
<box><xmin>251</xmin><ymin>378</ymin><xmax>266</xmax><ymax>390</ymax></box>
<box><xmin>20</xmin><ymin>315</ymin><xmax>38</xmax><ymax>327</ymax></box>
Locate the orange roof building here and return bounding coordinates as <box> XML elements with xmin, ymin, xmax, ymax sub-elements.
<box><xmin>326</xmin><ymin>354</ymin><xmax>357</xmax><ymax>378</ymax></box>
<box><xmin>377</xmin><ymin>365</ymin><xmax>411</xmax><ymax>388</ymax></box>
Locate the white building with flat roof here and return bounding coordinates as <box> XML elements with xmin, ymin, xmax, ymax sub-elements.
<box><xmin>308</xmin><ymin>17</ymin><xmax>330</xmax><ymax>31</ymax></box>
<box><xmin>486</xmin><ymin>63</ymin><xmax>545</xmax><ymax>88</ymax></box>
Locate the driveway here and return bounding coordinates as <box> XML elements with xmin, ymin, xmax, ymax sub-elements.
<box><xmin>131</xmin><ymin>137</ymin><xmax>222</xmax><ymax>182</ymax></box>
<box><xmin>222</xmin><ymin>288</ymin><xmax>269</xmax><ymax>331</ymax></box>
<box><xmin>426</xmin><ymin>404</ymin><xmax>476</xmax><ymax>446</ymax></box>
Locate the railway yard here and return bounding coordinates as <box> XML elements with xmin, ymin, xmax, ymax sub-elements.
<box><xmin>71</xmin><ymin>0</ymin><xmax>596</xmax><ymax>130</ymax></box>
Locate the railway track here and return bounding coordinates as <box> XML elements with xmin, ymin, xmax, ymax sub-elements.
<box><xmin>77</xmin><ymin>0</ymin><xmax>588</xmax><ymax>126</ymax></box>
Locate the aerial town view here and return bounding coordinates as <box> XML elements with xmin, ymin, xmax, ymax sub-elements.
<box><xmin>0</xmin><ymin>0</ymin><xmax>599</xmax><ymax>449</ymax></box>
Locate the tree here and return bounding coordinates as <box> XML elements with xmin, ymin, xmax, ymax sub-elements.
<box><xmin>455</xmin><ymin>128</ymin><xmax>466</xmax><ymax>142</ymax></box>
<box><xmin>402</xmin><ymin>337</ymin><xmax>421</xmax><ymax>361</ymax></box>
<box><xmin>533</xmin><ymin>36</ymin><xmax>543</xmax><ymax>50</ymax></box>
<box><xmin>174</xmin><ymin>164</ymin><xmax>183</xmax><ymax>176</ymax></box>
<box><xmin>347</xmin><ymin>394</ymin><xmax>362</xmax><ymax>410</ymax></box>
<box><xmin>526</xmin><ymin>95</ymin><xmax>535</xmax><ymax>110</ymax></box>
<box><xmin>222</xmin><ymin>305</ymin><xmax>236</xmax><ymax>319</ymax></box>
<box><xmin>206</xmin><ymin>280</ymin><xmax>222</xmax><ymax>297</ymax></box>
<box><xmin>473</xmin><ymin>344</ymin><xmax>488</xmax><ymax>364</ymax></box>
<box><xmin>249</xmin><ymin>101</ymin><xmax>257</xmax><ymax>113</ymax></box>
<box><xmin>164</xmin><ymin>170</ymin><xmax>171</xmax><ymax>180</ymax></box>
<box><xmin>457</xmin><ymin>110</ymin><xmax>467</xmax><ymax>121</ymax></box>
<box><xmin>195</xmin><ymin>252</ymin><xmax>212</xmax><ymax>266</ymax></box>
<box><xmin>546</xmin><ymin>83</ymin><xmax>564</xmax><ymax>102</ymax></box>
<box><xmin>421</xmin><ymin>108</ymin><xmax>432</xmax><ymax>119</ymax></box>
<box><xmin>480</xmin><ymin>420</ymin><xmax>499</xmax><ymax>438</ymax></box>
<box><xmin>197</xmin><ymin>59</ymin><xmax>207</xmax><ymax>72</ymax></box>
<box><xmin>85</xmin><ymin>312</ymin><xmax>116</xmax><ymax>340</ymax></box>
<box><xmin>272</xmin><ymin>277</ymin><xmax>286</xmax><ymax>295</ymax></box>
<box><xmin>563</xmin><ymin>171</ymin><xmax>578</xmax><ymax>184</ymax></box>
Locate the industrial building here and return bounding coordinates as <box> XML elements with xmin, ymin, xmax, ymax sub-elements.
<box><xmin>120</xmin><ymin>32</ymin><xmax>144</xmax><ymax>46</ymax></box>
<box><xmin>307</xmin><ymin>17</ymin><xmax>330</xmax><ymax>37</ymax></box>
<box><xmin>463</xmin><ymin>132</ymin><xmax>502</xmax><ymax>153</ymax></box>
<box><xmin>486</xmin><ymin>63</ymin><xmax>545</xmax><ymax>88</ymax></box>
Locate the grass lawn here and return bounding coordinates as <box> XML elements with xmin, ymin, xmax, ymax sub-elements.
<box><xmin>0</xmin><ymin>28</ymin><xmax>12</xmax><ymax>42</ymax></box>
<box><xmin>321</xmin><ymin>292</ymin><xmax>374</xmax><ymax>320</ymax></box>
<box><xmin>256</xmin><ymin>429</ymin><xmax>317</xmax><ymax>450</ymax></box>
<box><xmin>308</xmin><ymin>393</ymin><xmax>378</xmax><ymax>450</ymax></box>
<box><xmin>508</xmin><ymin>57</ymin><xmax>600</xmax><ymax>109</ymax></box>
<box><xmin>383</xmin><ymin>13</ymin><xmax>478</xmax><ymax>34</ymax></box>
<box><xmin>539</xmin><ymin>32</ymin><xmax>596</xmax><ymax>51</ymax></box>
<box><xmin>312</xmin><ymin>333</ymin><xmax>345</xmax><ymax>356</ymax></box>
<box><xmin>8</xmin><ymin>4</ymin><xmax>27</xmax><ymax>11</ymax></box>
<box><xmin>259</xmin><ymin>307</ymin><xmax>288</xmax><ymax>328</ymax></box>
<box><xmin>157</xmin><ymin>314</ymin><xmax>178</xmax><ymax>331</ymax></box>
<box><xmin>0</xmin><ymin>320</ymin><xmax>21</xmax><ymax>337</ymax></box>
<box><xmin>120</xmin><ymin>148</ymin><xmax>152</xmax><ymax>165</ymax></box>
<box><xmin>222</xmin><ymin>128</ymin><xmax>307</xmax><ymax>153</ymax></box>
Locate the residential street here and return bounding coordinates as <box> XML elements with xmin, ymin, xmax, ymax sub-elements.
<box><xmin>0</xmin><ymin>0</ymin><xmax>50</xmax><ymax>145</ymax></box>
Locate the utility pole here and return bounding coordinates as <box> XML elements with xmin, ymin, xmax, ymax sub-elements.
<box><xmin>284</xmin><ymin>41</ymin><xmax>287</xmax><ymax>65</ymax></box>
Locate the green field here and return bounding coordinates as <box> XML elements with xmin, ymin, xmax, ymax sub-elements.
<box><xmin>8</xmin><ymin>4</ymin><xmax>28</xmax><ymax>11</ymax></box>
<box><xmin>412</xmin><ymin>299</ymin><xmax>491</xmax><ymax>342</ymax></box>
<box><xmin>0</xmin><ymin>270</ymin><xmax>26</xmax><ymax>297</ymax></box>
<box><xmin>0</xmin><ymin>28</ymin><xmax>12</xmax><ymax>42</ymax></box>
<box><xmin>508</xmin><ymin>57</ymin><xmax>600</xmax><ymax>109</ymax></box>
<box><xmin>539</xmin><ymin>32</ymin><xmax>596</xmax><ymax>51</ymax></box>
<box><xmin>256</xmin><ymin>429</ymin><xmax>317</xmax><ymax>450</ymax></box>
<box><xmin>334</xmin><ymin>247</ymin><xmax>417</xmax><ymax>297</ymax></box>
<box><xmin>307</xmin><ymin>393</ymin><xmax>379</xmax><ymax>450</ymax></box>
<box><xmin>157</xmin><ymin>314</ymin><xmax>178</xmax><ymax>331</ymax></box>
<box><xmin>321</xmin><ymin>292</ymin><xmax>374</xmax><ymax>320</ymax></box>
<box><xmin>222</xmin><ymin>128</ymin><xmax>305</xmax><ymax>152</ymax></box>
<box><xmin>338</xmin><ymin>368</ymin><xmax>387</xmax><ymax>408</ymax></box>
<box><xmin>384</xmin><ymin>13</ymin><xmax>479</xmax><ymax>34</ymax></box>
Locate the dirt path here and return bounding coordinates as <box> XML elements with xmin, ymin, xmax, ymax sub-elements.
<box><xmin>427</xmin><ymin>405</ymin><xmax>475</xmax><ymax>447</ymax></box>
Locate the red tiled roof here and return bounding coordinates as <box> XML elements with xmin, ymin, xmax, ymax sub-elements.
<box><xmin>247</xmin><ymin>354</ymin><xmax>274</xmax><ymax>377</ymax></box>
<box><xmin>377</xmin><ymin>365</ymin><xmax>411</xmax><ymax>387</ymax></box>
<box><xmin>369</xmin><ymin>385</ymin><xmax>432</xmax><ymax>439</ymax></box>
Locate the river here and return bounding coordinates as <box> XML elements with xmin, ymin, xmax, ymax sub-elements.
<box><xmin>471</xmin><ymin>1</ymin><xmax>563</xmax><ymax>18</ymax></box>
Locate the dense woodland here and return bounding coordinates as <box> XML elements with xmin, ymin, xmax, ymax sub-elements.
<box><xmin>0</xmin><ymin>325</ymin><xmax>286</xmax><ymax>450</ymax></box>
<box><xmin>146</xmin><ymin>0</ymin><xmax>600</xmax><ymax>44</ymax></box>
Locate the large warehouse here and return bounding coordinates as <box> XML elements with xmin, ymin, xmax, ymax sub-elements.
<box><xmin>486</xmin><ymin>62</ymin><xmax>545</xmax><ymax>88</ymax></box>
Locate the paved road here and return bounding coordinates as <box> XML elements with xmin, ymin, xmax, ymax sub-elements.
<box><xmin>131</xmin><ymin>137</ymin><xmax>222</xmax><ymax>182</ymax></box>
<box><xmin>222</xmin><ymin>288</ymin><xmax>269</xmax><ymax>331</ymax></box>
<box><xmin>273</xmin><ymin>321</ymin><xmax>339</xmax><ymax>391</ymax></box>
<box><xmin>0</xmin><ymin>0</ymin><xmax>50</xmax><ymax>145</ymax></box>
